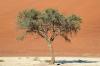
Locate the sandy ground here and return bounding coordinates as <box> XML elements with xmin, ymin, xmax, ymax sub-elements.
<box><xmin>0</xmin><ymin>0</ymin><xmax>100</xmax><ymax>56</ymax></box>
<box><xmin>0</xmin><ymin>57</ymin><xmax>100</xmax><ymax>66</ymax></box>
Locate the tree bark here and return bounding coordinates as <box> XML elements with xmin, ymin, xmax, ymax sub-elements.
<box><xmin>45</xmin><ymin>36</ymin><xmax>55</xmax><ymax>64</ymax></box>
<box><xmin>49</xmin><ymin>43</ymin><xmax>55</xmax><ymax>64</ymax></box>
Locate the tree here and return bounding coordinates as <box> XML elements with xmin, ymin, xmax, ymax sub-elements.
<box><xmin>17</xmin><ymin>8</ymin><xmax>82</xmax><ymax>64</ymax></box>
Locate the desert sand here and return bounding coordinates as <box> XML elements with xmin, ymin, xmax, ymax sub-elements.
<box><xmin>0</xmin><ymin>57</ymin><xmax>100</xmax><ymax>66</ymax></box>
<box><xmin>0</xmin><ymin>0</ymin><xmax>100</xmax><ymax>56</ymax></box>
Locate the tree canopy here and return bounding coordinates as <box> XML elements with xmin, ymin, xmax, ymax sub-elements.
<box><xmin>17</xmin><ymin>8</ymin><xmax>81</xmax><ymax>43</ymax></box>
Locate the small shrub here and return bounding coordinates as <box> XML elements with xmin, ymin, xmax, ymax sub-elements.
<box><xmin>0</xmin><ymin>60</ymin><xmax>4</xmax><ymax>62</ymax></box>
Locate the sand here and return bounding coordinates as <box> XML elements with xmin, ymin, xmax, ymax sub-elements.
<box><xmin>0</xmin><ymin>0</ymin><xmax>100</xmax><ymax>56</ymax></box>
<box><xmin>0</xmin><ymin>57</ymin><xmax>100</xmax><ymax>66</ymax></box>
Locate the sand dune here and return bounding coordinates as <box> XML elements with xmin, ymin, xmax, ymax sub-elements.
<box><xmin>0</xmin><ymin>0</ymin><xmax>100</xmax><ymax>56</ymax></box>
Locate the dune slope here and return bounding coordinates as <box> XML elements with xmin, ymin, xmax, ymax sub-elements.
<box><xmin>0</xmin><ymin>0</ymin><xmax>100</xmax><ymax>56</ymax></box>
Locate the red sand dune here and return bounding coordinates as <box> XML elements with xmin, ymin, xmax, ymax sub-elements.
<box><xmin>0</xmin><ymin>0</ymin><xmax>100</xmax><ymax>56</ymax></box>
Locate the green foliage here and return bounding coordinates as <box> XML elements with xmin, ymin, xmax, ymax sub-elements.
<box><xmin>16</xmin><ymin>33</ymin><xmax>27</xmax><ymax>40</ymax></box>
<box><xmin>17</xmin><ymin>9</ymin><xmax>40</xmax><ymax>29</ymax></box>
<box><xmin>66</xmin><ymin>14</ymin><xmax>81</xmax><ymax>32</ymax></box>
<box><xmin>17</xmin><ymin>8</ymin><xmax>82</xmax><ymax>42</ymax></box>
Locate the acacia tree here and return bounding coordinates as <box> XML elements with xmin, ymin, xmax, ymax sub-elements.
<box><xmin>17</xmin><ymin>8</ymin><xmax>82</xmax><ymax>64</ymax></box>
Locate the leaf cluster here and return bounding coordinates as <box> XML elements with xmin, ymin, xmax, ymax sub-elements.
<box><xmin>17</xmin><ymin>8</ymin><xmax>82</xmax><ymax>42</ymax></box>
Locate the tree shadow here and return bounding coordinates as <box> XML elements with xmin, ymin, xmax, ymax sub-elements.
<box><xmin>55</xmin><ymin>59</ymin><xmax>98</xmax><ymax>64</ymax></box>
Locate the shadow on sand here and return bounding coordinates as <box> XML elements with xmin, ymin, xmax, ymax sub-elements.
<box><xmin>55</xmin><ymin>59</ymin><xmax>98</xmax><ymax>64</ymax></box>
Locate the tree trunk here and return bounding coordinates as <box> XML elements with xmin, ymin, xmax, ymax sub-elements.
<box><xmin>49</xmin><ymin>44</ymin><xmax>55</xmax><ymax>64</ymax></box>
<box><xmin>45</xmin><ymin>37</ymin><xmax>55</xmax><ymax>64</ymax></box>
